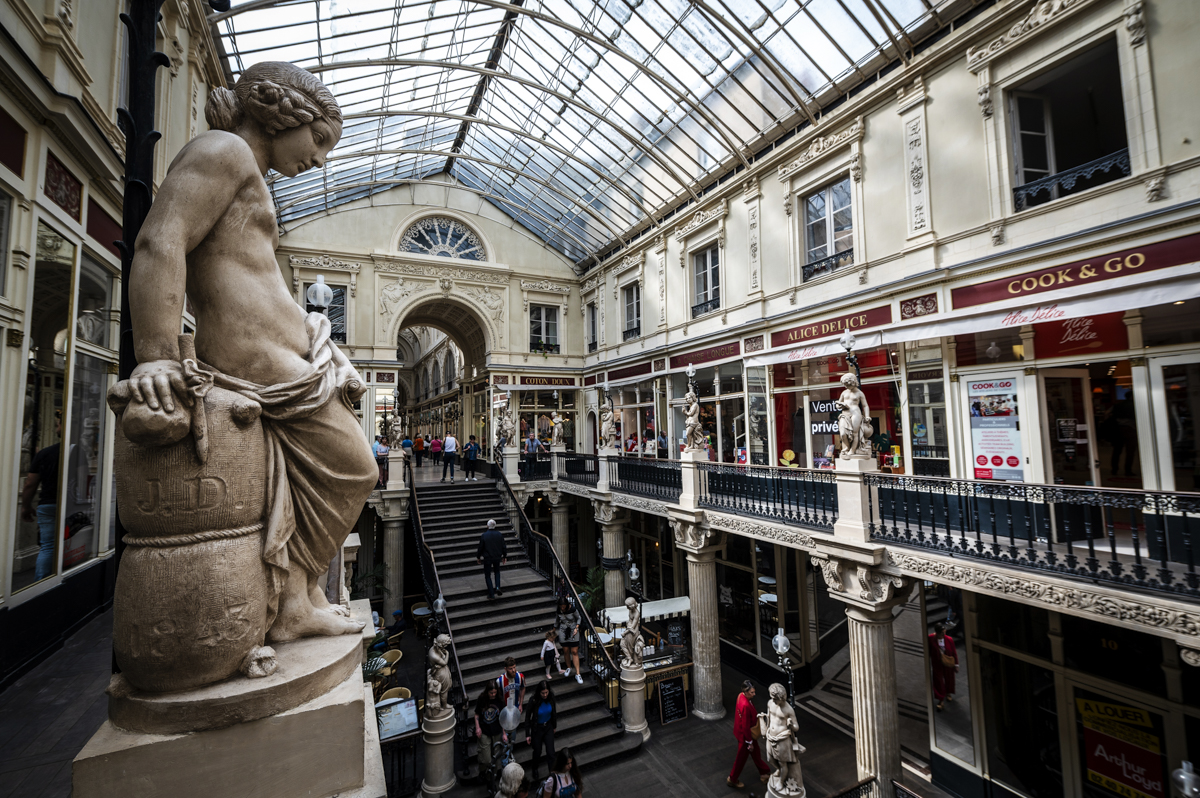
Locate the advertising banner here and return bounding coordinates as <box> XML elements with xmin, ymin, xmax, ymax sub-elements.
<box><xmin>1075</xmin><ymin>689</ymin><xmax>1166</xmax><ymax>798</ymax></box>
<box><xmin>967</xmin><ymin>377</ymin><xmax>1023</xmax><ymax>481</ymax></box>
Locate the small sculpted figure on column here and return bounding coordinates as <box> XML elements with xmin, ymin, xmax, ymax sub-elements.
<box><xmin>835</xmin><ymin>372</ymin><xmax>873</xmax><ymax>459</ymax></box>
<box><xmin>684</xmin><ymin>388</ymin><xmax>706</xmax><ymax>451</ymax></box>
<box><xmin>761</xmin><ymin>683</ymin><xmax>806</xmax><ymax>796</ymax></box>
<box><xmin>600</xmin><ymin>395</ymin><xmax>618</xmax><ymax>448</ymax></box>
<box><xmin>426</xmin><ymin>634</ymin><xmax>454</xmax><ymax>717</ymax></box>
<box><xmin>619</xmin><ymin>597</ymin><xmax>644</xmax><ymax>670</ymax></box>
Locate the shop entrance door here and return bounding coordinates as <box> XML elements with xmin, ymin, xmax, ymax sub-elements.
<box><xmin>1148</xmin><ymin>354</ymin><xmax>1200</xmax><ymax>493</ymax></box>
<box><xmin>1040</xmin><ymin>369</ymin><xmax>1100</xmax><ymax>487</ymax></box>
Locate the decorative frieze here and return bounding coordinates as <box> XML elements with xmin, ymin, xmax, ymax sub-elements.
<box><xmin>744</xmin><ymin>335</ymin><xmax>764</xmax><ymax>353</ymax></box>
<box><xmin>656</xmin><ymin>235</ymin><xmax>666</xmax><ymax>325</ymax></box>
<box><xmin>673</xmin><ymin>199</ymin><xmax>728</xmax><ymax>243</ymax></box>
<box><xmin>1123</xmin><ymin>1</ymin><xmax>1145</xmax><ymax>46</ymax></box>
<box><xmin>520</xmin><ymin>279</ymin><xmax>571</xmax><ymax>294</ymax></box>
<box><xmin>776</xmin><ymin>116</ymin><xmax>865</xmax><ymax>181</ymax></box>
<box><xmin>967</xmin><ymin>0</ymin><xmax>1095</xmax><ymax>72</ymax></box>
<box><xmin>705</xmin><ymin>514</ymin><xmax>816</xmax><ymax>550</ymax></box>
<box><xmin>613</xmin><ymin>494</ymin><xmax>669</xmax><ymax>516</ymax></box>
<box><xmin>899</xmin><ymin>294</ymin><xmax>938</xmax><ymax>320</ymax></box>
<box><xmin>378</xmin><ymin>278</ymin><xmax>433</xmax><ymax>326</ymax></box>
<box><xmin>898</xmin><ymin>79</ymin><xmax>932</xmax><ymax>239</ymax></box>
<box><xmin>290</xmin><ymin>254</ymin><xmax>360</xmax><ymax>296</ymax></box>
<box><xmin>375</xmin><ymin>260</ymin><xmax>509</xmax><ymax>285</ymax></box>
<box><xmin>748</xmin><ymin>205</ymin><xmax>760</xmax><ymax>291</ymax></box>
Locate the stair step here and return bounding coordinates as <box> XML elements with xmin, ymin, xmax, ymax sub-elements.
<box><xmin>463</xmin><ymin>730</ymin><xmax>642</xmax><ymax>784</ymax></box>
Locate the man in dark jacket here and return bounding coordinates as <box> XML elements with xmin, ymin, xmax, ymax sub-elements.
<box><xmin>476</xmin><ymin>519</ymin><xmax>507</xmax><ymax>599</ymax></box>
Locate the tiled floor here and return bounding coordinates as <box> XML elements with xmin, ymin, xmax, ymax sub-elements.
<box><xmin>0</xmin><ymin>609</ymin><xmax>112</xmax><ymax>798</ymax></box>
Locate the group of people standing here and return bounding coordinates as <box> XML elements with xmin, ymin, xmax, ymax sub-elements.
<box><xmin>474</xmin><ymin>655</ymin><xmax>585</xmax><ymax>796</ymax></box>
<box><xmin>394</xmin><ymin>432</ymin><xmax>483</xmax><ymax>482</ymax></box>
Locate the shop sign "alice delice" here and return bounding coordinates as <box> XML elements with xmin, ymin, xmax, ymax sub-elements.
<box><xmin>951</xmin><ymin>232</ymin><xmax>1200</xmax><ymax>310</ymax></box>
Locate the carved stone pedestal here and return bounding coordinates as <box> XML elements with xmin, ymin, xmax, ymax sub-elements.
<box><xmin>832</xmin><ymin>454</ymin><xmax>876</xmax><ymax>543</ymax></box>
<box><xmin>74</xmin><ymin>602</ymin><xmax>385</xmax><ymax>798</ymax></box>
<box><xmin>766</xmin><ymin>774</ymin><xmax>807</xmax><ymax>798</ymax></box>
<box><xmin>419</xmin><ymin>708</ymin><xmax>458</xmax><ymax>798</ymax></box>
<box><xmin>620</xmin><ymin>666</ymin><xmax>650</xmax><ymax>741</ymax></box>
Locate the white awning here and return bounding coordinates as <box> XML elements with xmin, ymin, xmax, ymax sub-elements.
<box><xmin>747</xmin><ymin>264</ymin><xmax>1200</xmax><ymax>367</ymax></box>
<box><xmin>604</xmin><ymin>596</ymin><xmax>691</xmax><ymax>627</ymax></box>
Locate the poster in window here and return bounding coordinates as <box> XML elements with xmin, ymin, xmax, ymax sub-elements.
<box><xmin>1074</xmin><ymin>688</ymin><xmax>1166</xmax><ymax>798</ymax></box>
<box><xmin>967</xmin><ymin>377</ymin><xmax>1023</xmax><ymax>481</ymax></box>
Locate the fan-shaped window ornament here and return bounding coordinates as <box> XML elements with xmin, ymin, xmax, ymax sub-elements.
<box><xmin>399</xmin><ymin>217</ymin><xmax>487</xmax><ymax>261</ymax></box>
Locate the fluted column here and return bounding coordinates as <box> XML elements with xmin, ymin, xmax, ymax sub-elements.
<box><xmin>383</xmin><ymin>519</ymin><xmax>404</xmax><ymax>617</ymax></box>
<box><xmin>816</xmin><ymin>556</ymin><xmax>911</xmax><ymax>797</ymax></box>
<box><xmin>670</xmin><ymin>511</ymin><xmax>725</xmax><ymax>720</ymax></box>
<box><xmin>549</xmin><ymin>490</ymin><xmax>570</xmax><ymax>581</ymax></box>
<box><xmin>593</xmin><ymin>499</ymin><xmax>628</xmax><ymax>610</ymax></box>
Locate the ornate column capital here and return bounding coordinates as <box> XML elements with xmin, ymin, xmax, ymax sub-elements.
<box><xmin>668</xmin><ymin>512</ymin><xmax>725</xmax><ymax>556</ymax></box>
<box><xmin>547</xmin><ymin>487</ymin><xmax>565</xmax><ymax>508</ymax></box>
<box><xmin>814</xmin><ymin>555</ymin><xmax>912</xmax><ymax>613</ymax></box>
<box><xmin>591</xmin><ymin>498</ymin><xmax>627</xmax><ymax>526</ymax></box>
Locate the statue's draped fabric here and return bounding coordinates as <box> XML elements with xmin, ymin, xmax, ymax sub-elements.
<box><xmin>203</xmin><ymin>313</ymin><xmax>371</xmax><ymax>627</ymax></box>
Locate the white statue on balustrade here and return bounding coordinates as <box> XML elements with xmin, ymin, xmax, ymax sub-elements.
<box><xmin>618</xmin><ymin>596</ymin><xmax>644</xmax><ymax>670</ymax></box>
<box><xmin>760</xmin><ymin>682</ymin><xmax>806</xmax><ymax>796</ymax></box>
<box><xmin>600</xmin><ymin>395</ymin><xmax>619</xmax><ymax>449</ymax></box>
<box><xmin>684</xmin><ymin>388</ymin><xmax>706</xmax><ymax>451</ymax></box>
<box><xmin>835</xmin><ymin>372</ymin><xmax>872</xmax><ymax>459</ymax></box>
<box><xmin>551</xmin><ymin>410</ymin><xmax>565</xmax><ymax>446</ymax></box>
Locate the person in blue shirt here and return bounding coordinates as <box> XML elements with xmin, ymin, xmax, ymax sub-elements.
<box><xmin>463</xmin><ymin>435</ymin><xmax>482</xmax><ymax>481</ymax></box>
<box><xmin>524</xmin><ymin>681</ymin><xmax>558</xmax><ymax>782</ymax></box>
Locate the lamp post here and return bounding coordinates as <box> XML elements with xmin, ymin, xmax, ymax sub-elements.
<box><xmin>772</xmin><ymin>627</ymin><xmax>795</xmax><ymax>707</ymax></box>
<box><xmin>838</xmin><ymin>329</ymin><xmax>860</xmax><ymax>382</ymax></box>
<box><xmin>685</xmin><ymin>362</ymin><xmax>696</xmax><ymax>394</ymax></box>
<box><xmin>626</xmin><ymin>549</ymin><xmax>641</xmax><ymax>596</ymax></box>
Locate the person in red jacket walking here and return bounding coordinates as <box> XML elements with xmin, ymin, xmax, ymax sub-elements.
<box><xmin>727</xmin><ymin>680</ymin><xmax>770</xmax><ymax>789</ymax></box>
<box><xmin>928</xmin><ymin>623</ymin><xmax>959</xmax><ymax>711</ymax></box>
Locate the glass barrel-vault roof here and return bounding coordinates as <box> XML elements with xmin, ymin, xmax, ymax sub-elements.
<box><xmin>210</xmin><ymin>0</ymin><xmax>976</xmax><ymax>268</ymax></box>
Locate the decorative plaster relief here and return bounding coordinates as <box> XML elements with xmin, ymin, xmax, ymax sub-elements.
<box><xmin>613</xmin><ymin>494</ymin><xmax>669</xmax><ymax>516</ymax></box>
<box><xmin>744</xmin><ymin>336</ymin><xmax>764</xmax><ymax>353</ymax></box>
<box><xmin>656</xmin><ymin>235</ymin><xmax>666</xmax><ymax>325</ymax></box>
<box><xmin>706</xmin><ymin>514</ymin><xmax>817</xmax><ymax>549</ymax></box>
<box><xmin>887</xmin><ymin>551</ymin><xmax>1200</xmax><ymax>639</ymax></box>
<box><xmin>379</xmin><ymin>278</ymin><xmax>433</xmax><ymax>327</ymax></box>
<box><xmin>1145</xmin><ymin>176</ymin><xmax>1166</xmax><ymax>202</ymax></box>
<box><xmin>990</xmin><ymin>224</ymin><xmax>1005</xmax><ymax>246</ymax></box>
<box><xmin>520</xmin><ymin>279</ymin><xmax>571</xmax><ymax>295</ymax></box>
<box><xmin>967</xmin><ymin>0</ymin><xmax>1095</xmax><ymax>72</ymax></box>
<box><xmin>900</xmin><ymin>294</ymin><xmax>938</xmax><ymax>319</ymax></box>
<box><xmin>776</xmin><ymin>116</ymin><xmax>865</xmax><ymax>181</ymax></box>
<box><xmin>375</xmin><ymin>261</ymin><xmax>509</xmax><ymax>285</ymax></box>
<box><xmin>592</xmin><ymin>499</ymin><xmax>616</xmax><ymax>524</ymax></box>
<box><xmin>653</xmin><ymin>358</ymin><xmax>666</xmax><ymax>371</ymax></box>
<box><xmin>748</xmin><ymin>205</ymin><xmax>760</xmax><ymax>291</ymax></box>
<box><xmin>1123</xmin><ymin>1</ymin><xmax>1145</xmax><ymax>46</ymax></box>
<box><xmin>977</xmin><ymin>83</ymin><xmax>994</xmax><ymax>118</ymax></box>
<box><xmin>1181</xmin><ymin>647</ymin><xmax>1200</xmax><ymax>667</ymax></box>
<box><xmin>673</xmin><ymin>199</ymin><xmax>728</xmax><ymax>242</ymax></box>
<box><xmin>669</xmin><ymin>518</ymin><xmax>725</xmax><ymax>551</ymax></box>
<box><xmin>290</xmin><ymin>254</ymin><xmax>360</xmax><ymax>296</ymax></box>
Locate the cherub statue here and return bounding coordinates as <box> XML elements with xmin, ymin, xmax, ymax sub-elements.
<box><xmin>495</xmin><ymin>761</ymin><xmax>525</xmax><ymax>798</ymax></box>
<box><xmin>619</xmin><ymin>596</ymin><xmax>644</xmax><ymax>670</ymax></box>
<box><xmin>761</xmin><ymin>682</ymin><xmax>806</xmax><ymax>795</ymax></box>
<box><xmin>835</xmin><ymin>372</ymin><xmax>873</xmax><ymax>459</ymax></box>
<box><xmin>389</xmin><ymin>414</ymin><xmax>405</xmax><ymax>449</ymax></box>
<box><xmin>600</xmin><ymin>396</ymin><xmax>618</xmax><ymax>449</ymax></box>
<box><xmin>425</xmin><ymin>633</ymin><xmax>453</xmax><ymax>717</ymax></box>
<box><xmin>551</xmin><ymin>410</ymin><xmax>565</xmax><ymax>446</ymax></box>
<box><xmin>684</xmin><ymin>388</ymin><xmax>706</xmax><ymax>451</ymax></box>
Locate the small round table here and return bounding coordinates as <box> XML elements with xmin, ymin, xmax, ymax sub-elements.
<box><xmin>758</xmin><ymin>576</ymin><xmax>777</xmax><ymax>586</ymax></box>
<box><xmin>758</xmin><ymin>593</ymin><xmax>777</xmax><ymax>604</ymax></box>
<box><xmin>411</xmin><ymin>607</ymin><xmax>432</xmax><ymax>618</ymax></box>
<box><xmin>595</xmin><ymin>632</ymin><xmax>613</xmax><ymax>646</ymax></box>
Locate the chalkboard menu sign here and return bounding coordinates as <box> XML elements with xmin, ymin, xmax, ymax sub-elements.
<box><xmin>667</xmin><ymin>620</ymin><xmax>684</xmax><ymax>646</ymax></box>
<box><xmin>657</xmin><ymin>676</ymin><xmax>688</xmax><ymax>725</ymax></box>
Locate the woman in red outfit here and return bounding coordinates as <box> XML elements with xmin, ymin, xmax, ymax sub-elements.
<box><xmin>928</xmin><ymin>623</ymin><xmax>959</xmax><ymax>711</ymax></box>
<box><xmin>727</xmin><ymin>680</ymin><xmax>770</xmax><ymax>789</ymax></box>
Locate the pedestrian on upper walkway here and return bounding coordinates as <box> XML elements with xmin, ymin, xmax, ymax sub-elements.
<box><xmin>441</xmin><ymin>432</ymin><xmax>458</xmax><ymax>483</ymax></box>
<box><xmin>476</xmin><ymin>519</ymin><xmax>507</xmax><ymax>599</ymax></box>
<box><xmin>430</xmin><ymin>435</ymin><xmax>442</xmax><ymax>464</ymax></box>
<box><xmin>525</xmin><ymin>431</ymin><xmax>545</xmax><ymax>478</ymax></box>
<box><xmin>414</xmin><ymin>434</ymin><xmax>425</xmax><ymax>467</ymax></box>
<box><xmin>727</xmin><ymin>680</ymin><xmax>769</xmax><ymax>789</ymax></box>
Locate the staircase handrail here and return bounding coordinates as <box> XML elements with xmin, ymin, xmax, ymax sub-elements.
<box><xmin>404</xmin><ymin>457</ymin><xmax>467</xmax><ymax>711</ymax></box>
<box><xmin>490</xmin><ymin>465</ymin><xmax>623</xmax><ymax>714</ymax></box>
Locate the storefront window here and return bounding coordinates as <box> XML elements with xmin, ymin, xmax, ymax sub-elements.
<box><xmin>773</xmin><ymin>391</ymin><xmax>807</xmax><ymax>468</ymax></box>
<box><xmin>954</xmin><ymin>330</ymin><xmax>1025</xmax><ymax>366</ymax></box>
<box><xmin>1163</xmin><ymin>363</ymin><xmax>1199</xmax><ymax>492</ymax></box>
<box><xmin>669</xmin><ymin>364</ymin><xmax>744</xmax><ymax>462</ymax></box>
<box><xmin>928</xmin><ymin>586</ymin><xmax>974</xmax><ymax>765</ymax></box>
<box><xmin>907</xmin><ymin>340</ymin><xmax>949</xmax><ymax>477</ymax></box>
<box><xmin>62</xmin><ymin>351</ymin><xmax>110</xmax><ymax>571</ymax></box>
<box><xmin>980</xmin><ymin>650</ymin><xmax>1062</xmax><ymax>797</ymax></box>
<box><xmin>746</xmin><ymin>367</ymin><xmax>769</xmax><ymax>465</ymax></box>
<box><xmin>12</xmin><ymin>224</ymin><xmax>76</xmax><ymax>592</ymax></box>
<box><xmin>1143</xmin><ymin>300</ymin><xmax>1200</xmax><ymax>347</ymax></box>
<box><xmin>518</xmin><ymin>389</ymin><xmax>576</xmax><ymax>449</ymax></box>
<box><xmin>716</xmin><ymin>562</ymin><xmax>756</xmax><ymax>654</ymax></box>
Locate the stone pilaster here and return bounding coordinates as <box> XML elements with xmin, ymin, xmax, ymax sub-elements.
<box><xmin>832</xmin><ymin>454</ymin><xmax>876</xmax><ymax>543</ymax></box>
<box><xmin>677</xmin><ymin>448</ymin><xmax>705</xmax><ymax>511</ymax></box>
<box><xmin>669</xmin><ymin>511</ymin><xmax>726</xmax><ymax>720</ymax></box>
<box><xmin>383</xmin><ymin>519</ymin><xmax>404</xmax><ymax>618</ymax></box>
<box><xmin>594</xmin><ymin>499</ymin><xmax>627</xmax><ymax>609</ymax></box>
<box><xmin>620</xmin><ymin>665</ymin><xmax>650</xmax><ymax>741</ymax></box>
<box><xmin>816</xmin><ymin>556</ymin><xmax>912</xmax><ymax>796</ymax></box>
<box><xmin>548</xmin><ymin>489</ymin><xmax>569</xmax><ymax>580</ymax></box>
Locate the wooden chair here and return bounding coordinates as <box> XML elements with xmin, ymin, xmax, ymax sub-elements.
<box><xmin>380</xmin><ymin>687</ymin><xmax>411</xmax><ymax>701</ymax></box>
<box><xmin>387</xmin><ymin>631</ymin><xmax>404</xmax><ymax>650</ymax></box>
<box><xmin>378</xmin><ymin>649</ymin><xmax>403</xmax><ymax>683</ymax></box>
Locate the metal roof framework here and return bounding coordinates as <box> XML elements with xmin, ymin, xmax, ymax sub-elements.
<box><xmin>210</xmin><ymin>0</ymin><xmax>971</xmax><ymax>268</ymax></box>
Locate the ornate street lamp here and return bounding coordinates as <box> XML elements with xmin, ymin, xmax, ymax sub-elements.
<box><xmin>839</xmin><ymin>328</ymin><xmax>861</xmax><ymax>382</ymax></box>
<box><xmin>626</xmin><ymin>549</ymin><xmax>641</xmax><ymax>595</ymax></box>
<box><xmin>772</xmin><ymin>627</ymin><xmax>795</xmax><ymax>707</ymax></box>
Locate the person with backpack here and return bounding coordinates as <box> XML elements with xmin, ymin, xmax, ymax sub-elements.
<box><xmin>401</xmin><ymin>435</ymin><xmax>413</xmax><ymax>461</ymax></box>
<box><xmin>463</xmin><ymin>435</ymin><xmax>481</xmax><ymax>481</ymax></box>
<box><xmin>496</xmin><ymin>656</ymin><xmax>525</xmax><ymax>712</ymax></box>
<box><xmin>429</xmin><ymin>435</ymin><xmax>442</xmax><ymax>465</ymax></box>
<box><xmin>441</xmin><ymin>432</ymin><xmax>458</xmax><ymax>483</ymax></box>
<box><xmin>524</xmin><ymin>681</ymin><xmax>558</xmax><ymax>782</ymax></box>
<box><xmin>539</xmin><ymin>748</ymin><xmax>582</xmax><ymax>797</ymax></box>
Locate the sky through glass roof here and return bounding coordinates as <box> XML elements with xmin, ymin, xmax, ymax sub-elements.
<box><xmin>210</xmin><ymin>0</ymin><xmax>972</xmax><ymax>268</ymax></box>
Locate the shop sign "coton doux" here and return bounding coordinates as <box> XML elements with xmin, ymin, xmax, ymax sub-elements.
<box><xmin>951</xmin><ymin>232</ymin><xmax>1200</xmax><ymax>310</ymax></box>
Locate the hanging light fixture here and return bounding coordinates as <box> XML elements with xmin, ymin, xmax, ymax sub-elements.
<box><xmin>306</xmin><ymin>274</ymin><xmax>333</xmax><ymax>311</ymax></box>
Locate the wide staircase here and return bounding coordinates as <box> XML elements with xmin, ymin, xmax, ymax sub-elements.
<box><xmin>413</xmin><ymin>477</ymin><xmax>642</xmax><ymax>783</ymax></box>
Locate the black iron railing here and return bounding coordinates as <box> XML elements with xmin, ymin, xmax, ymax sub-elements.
<box><xmin>404</xmin><ymin>458</ymin><xmax>470</xmax><ymax>769</ymax></box>
<box><xmin>1013</xmin><ymin>148</ymin><xmax>1130</xmax><ymax>211</ymax></box>
<box><xmin>557</xmin><ymin>452</ymin><xmax>599</xmax><ymax>487</ymax></box>
<box><xmin>803</xmin><ymin>247</ymin><xmax>854</xmax><ymax>282</ymax></box>
<box><xmin>492</xmin><ymin>467</ymin><xmax>623</xmax><ymax>724</ymax></box>
<box><xmin>623</xmin><ymin>325</ymin><xmax>640</xmax><ymax>340</ymax></box>
<box><xmin>913</xmin><ymin>458</ymin><xmax>951</xmax><ymax>477</ymax></box>
<box><xmin>698</xmin><ymin>463</ymin><xmax>837</xmax><ymax>531</ymax></box>
<box><xmin>866</xmin><ymin>473</ymin><xmax>1200</xmax><ymax>598</ymax></box>
<box><xmin>518</xmin><ymin>450</ymin><xmax>553</xmax><ymax>481</ymax></box>
<box><xmin>609</xmin><ymin>456</ymin><xmax>682</xmax><ymax>501</ymax></box>
<box><xmin>588</xmin><ymin>340</ymin><xmax>598</xmax><ymax>353</ymax></box>
<box><xmin>530</xmin><ymin>341</ymin><xmax>561</xmax><ymax>355</ymax></box>
<box><xmin>822</xmin><ymin>778</ymin><xmax>876</xmax><ymax>798</ymax></box>
<box><xmin>692</xmin><ymin>296</ymin><xmax>720</xmax><ymax>318</ymax></box>
<box><xmin>893</xmin><ymin>781</ymin><xmax>923</xmax><ymax>798</ymax></box>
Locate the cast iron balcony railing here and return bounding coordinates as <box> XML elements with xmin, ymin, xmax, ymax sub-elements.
<box><xmin>623</xmin><ymin>324</ymin><xmax>640</xmax><ymax>341</ymax></box>
<box><xmin>691</xmin><ymin>296</ymin><xmax>720</xmax><ymax>318</ymax></box>
<box><xmin>1013</xmin><ymin>148</ymin><xmax>1131</xmax><ymax>211</ymax></box>
<box><xmin>530</xmin><ymin>341</ymin><xmax>561</xmax><ymax>355</ymax></box>
<box><xmin>588</xmin><ymin>340</ymin><xmax>598</xmax><ymax>353</ymax></box>
<box><xmin>608</xmin><ymin>456</ymin><xmax>682</xmax><ymax>502</ymax></box>
<box><xmin>518</xmin><ymin>450</ymin><xmax>553</xmax><ymax>480</ymax></box>
<box><xmin>698</xmin><ymin>462</ymin><xmax>837</xmax><ymax>531</ymax></box>
<box><xmin>557</xmin><ymin>452</ymin><xmax>599</xmax><ymax>487</ymax></box>
<box><xmin>803</xmin><ymin>247</ymin><xmax>854</xmax><ymax>282</ymax></box>
<box><xmin>865</xmin><ymin>473</ymin><xmax>1200</xmax><ymax>598</ymax></box>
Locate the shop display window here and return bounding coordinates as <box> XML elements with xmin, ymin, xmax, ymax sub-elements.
<box><xmin>954</xmin><ymin>330</ymin><xmax>1025</xmax><ymax>366</ymax></box>
<box><xmin>1162</xmin><ymin>362</ymin><xmax>1199</xmax><ymax>492</ymax></box>
<box><xmin>1143</xmin><ymin>300</ymin><xmax>1200</xmax><ymax>347</ymax></box>
<box><xmin>980</xmin><ymin>650</ymin><xmax>1063</xmax><ymax>797</ymax></box>
<box><xmin>974</xmin><ymin>594</ymin><xmax>1052</xmax><ymax>660</ymax></box>
<box><xmin>716</xmin><ymin>562</ymin><xmax>756</xmax><ymax>655</ymax></box>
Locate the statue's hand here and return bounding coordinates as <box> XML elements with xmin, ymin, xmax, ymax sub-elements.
<box><xmin>129</xmin><ymin>360</ymin><xmax>192</xmax><ymax>413</ymax></box>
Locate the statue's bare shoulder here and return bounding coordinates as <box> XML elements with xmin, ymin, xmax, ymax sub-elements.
<box><xmin>169</xmin><ymin>129</ymin><xmax>260</xmax><ymax>181</ymax></box>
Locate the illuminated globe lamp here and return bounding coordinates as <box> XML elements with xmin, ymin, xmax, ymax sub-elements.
<box><xmin>772</xmin><ymin>627</ymin><xmax>795</xmax><ymax>706</ymax></box>
<box><xmin>306</xmin><ymin>274</ymin><xmax>333</xmax><ymax>311</ymax></box>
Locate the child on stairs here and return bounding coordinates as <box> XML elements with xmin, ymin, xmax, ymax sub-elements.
<box><xmin>542</xmin><ymin>630</ymin><xmax>571</xmax><ymax>680</ymax></box>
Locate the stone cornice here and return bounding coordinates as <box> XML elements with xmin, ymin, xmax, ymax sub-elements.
<box><xmin>966</xmin><ymin>0</ymin><xmax>1097</xmax><ymax>73</ymax></box>
<box><xmin>289</xmin><ymin>254</ymin><xmax>361</xmax><ymax>273</ymax></box>
<box><xmin>520</xmin><ymin>279</ymin><xmax>572</xmax><ymax>295</ymax></box>
<box><xmin>884</xmin><ymin>550</ymin><xmax>1200</xmax><ymax>643</ymax></box>
<box><xmin>673</xmin><ymin>199</ymin><xmax>728</xmax><ymax>243</ymax></box>
<box><xmin>612</xmin><ymin>493</ymin><xmax>669</xmax><ymax>517</ymax></box>
<box><xmin>373</xmin><ymin>260</ymin><xmax>510</xmax><ymax>285</ymax></box>
<box><xmin>777</xmin><ymin>116</ymin><xmax>865</xmax><ymax>182</ymax></box>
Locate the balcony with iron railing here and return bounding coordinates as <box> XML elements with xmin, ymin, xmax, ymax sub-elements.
<box><xmin>803</xmin><ymin>247</ymin><xmax>854</xmax><ymax>282</ymax></box>
<box><xmin>588</xmin><ymin>339</ymin><xmax>598</xmax><ymax>353</ymax></box>
<box><xmin>622</xmin><ymin>324</ymin><xmax>640</xmax><ymax>341</ymax></box>
<box><xmin>691</xmin><ymin>296</ymin><xmax>720</xmax><ymax>318</ymax></box>
<box><xmin>1013</xmin><ymin>148</ymin><xmax>1131</xmax><ymax>211</ymax></box>
<box><xmin>530</xmin><ymin>340</ymin><xmax>561</xmax><ymax>355</ymax></box>
<box><xmin>556</xmin><ymin>452</ymin><xmax>599</xmax><ymax>488</ymax></box>
<box><xmin>608</xmin><ymin>456</ymin><xmax>682</xmax><ymax>501</ymax></box>
<box><xmin>698</xmin><ymin>462</ymin><xmax>837</xmax><ymax>531</ymax></box>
